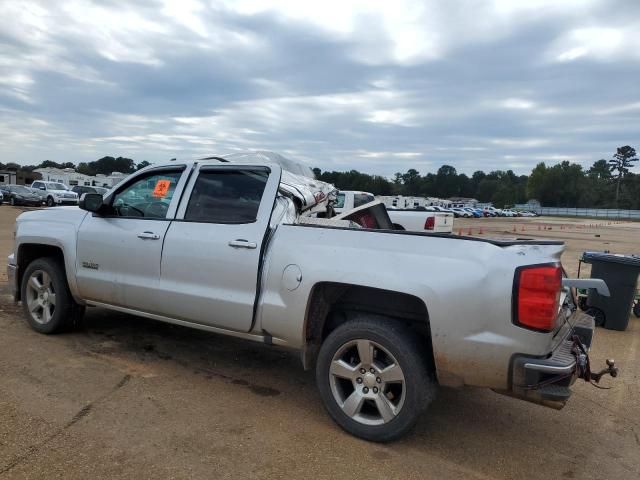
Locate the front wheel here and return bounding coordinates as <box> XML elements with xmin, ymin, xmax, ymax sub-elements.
<box><xmin>21</xmin><ymin>257</ymin><xmax>84</xmax><ymax>334</ymax></box>
<box><xmin>316</xmin><ymin>315</ymin><xmax>435</xmax><ymax>442</ymax></box>
<box><xmin>10</xmin><ymin>197</ymin><xmax>15</xmax><ymax>206</ymax></box>
<box><xmin>46</xmin><ymin>196</ymin><xmax>54</xmax><ymax>207</ymax></box>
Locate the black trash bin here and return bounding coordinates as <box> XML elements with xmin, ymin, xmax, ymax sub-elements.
<box><xmin>582</xmin><ymin>251</ymin><xmax>640</xmax><ymax>331</ymax></box>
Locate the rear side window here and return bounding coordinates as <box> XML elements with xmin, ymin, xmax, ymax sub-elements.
<box><xmin>354</xmin><ymin>193</ymin><xmax>375</xmax><ymax>208</ymax></box>
<box><xmin>184</xmin><ymin>169</ymin><xmax>269</xmax><ymax>224</ymax></box>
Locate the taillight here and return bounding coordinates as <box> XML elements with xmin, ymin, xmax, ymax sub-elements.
<box><xmin>513</xmin><ymin>264</ymin><xmax>562</xmax><ymax>332</ymax></box>
<box><xmin>424</xmin><ymin>216</ymin><xmax>435</xmax><ymax>230</ymax></box>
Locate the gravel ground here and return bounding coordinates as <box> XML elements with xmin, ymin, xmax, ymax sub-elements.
<box><xmin>0</xmin><ymin>206</ymin><xmax>639</xmax><ymax>479</ymax></box>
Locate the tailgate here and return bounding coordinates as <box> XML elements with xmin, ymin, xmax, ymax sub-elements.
<box><xmin>433</xmin><ymin>213</ymin><xmax>454</xmax><ymax>232</ymax></box>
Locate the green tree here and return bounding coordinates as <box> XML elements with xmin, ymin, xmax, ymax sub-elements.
<box><xmin>608</xmin><ymin>146</ymin><xmax>638</xmax><ymax>203</ymax></box>
<box><xmin>136</xmin><ymin>160</ymin><xmax>152</xmax><ymax>171</ymax></box>
<box><xmin>401</xmin><ymin>169</ymin><xmax>421</xmax><ymax>196</ymax></box>
<box><xmin>588</xmin><ymin>159</ymin><xmax>611</xmax><ymax>179</ymax></box>
<box><xmin>77</xmin><ymin>162</ymin><xmax>93</xmax><ymax>175</ymax></box>
<box><xmin>435</xmin><ymin>165</ymin><xmax>458</xmax><ymax>197</ymax></box>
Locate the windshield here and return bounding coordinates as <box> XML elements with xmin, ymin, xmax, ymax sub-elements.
<box><xmin>335</xmin><ymin>193</ymin><xmax>346</xmax><ymax>209</ymax></box>
<box><xmin>46</xmin><ymin>183</ymin><xmax>67</xmax><ymax>190</ymax></box>
<box><xmin>13</xmin><ymin>186</ymin><xmax>30</xmax><ymax>194</ymax></box>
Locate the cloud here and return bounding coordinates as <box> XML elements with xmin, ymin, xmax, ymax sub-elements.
<box><xmin>0</xmin><ymin>0</ymin><xmax>638</xmax><ymax>177</ymax></box>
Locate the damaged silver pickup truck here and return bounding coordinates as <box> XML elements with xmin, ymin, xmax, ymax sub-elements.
<box><xmin>7</xmin><ymin>151</ymin><xmax>617</xmax><ymax>441</ymax></box>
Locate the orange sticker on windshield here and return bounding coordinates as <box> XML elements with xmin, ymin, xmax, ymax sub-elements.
<box><xmin>152</xmin><ymin>179</ymin><xmax>171</xmax><ymax>198</ymax></box>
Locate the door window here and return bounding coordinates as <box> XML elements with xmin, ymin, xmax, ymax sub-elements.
<box><xmin>354</xmin><ymin>193</ymin><xmax>375</xmax><ymax>207</ymax></box>
<box><xmin>184</xmin><ymin>169</ymin><xmax>268</xmax><ymax>223</ymax></box>
<box><xmin>111</xmin><ymin>170</ymin><xmax>183</xmax><ymax>219</ymax></box>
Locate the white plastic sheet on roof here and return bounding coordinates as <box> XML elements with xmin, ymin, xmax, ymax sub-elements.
<box><xmin>221</xmin><ymin>151</ymin><xmax>336</xmax><ymax>213</ymax></box>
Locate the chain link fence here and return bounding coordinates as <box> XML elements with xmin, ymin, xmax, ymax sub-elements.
<box><xmin>515</xmin><ymin>205</ymin><xmax>640</xmax><ymax>220</ymax></box>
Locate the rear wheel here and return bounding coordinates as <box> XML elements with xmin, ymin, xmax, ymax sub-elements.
<box><xmin>316</xmin><ymin>315</ymin><xmax>435</xmax><ymax>442</ymax></box>
<box><xmin>578</xmin><ymin>296</ymin><xmax>588</xmax><ymax>311</ymax></box>
<box><xmin>21</xmin><ymin>257</ymin><xmax>84</xmax><ymax>334</ymax></box>
<box><xmin>10</xmin><ymin>197</ymin><xmax>15</xmax><ymax>206</ymax></box>
<box><xmin>585</xmin><ymin>307</ymin><xmax>605</xmax><ymax>327</ymax></box>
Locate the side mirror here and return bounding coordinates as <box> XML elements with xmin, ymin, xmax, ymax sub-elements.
<box><xmin>79</xmin><ymin>193</ymin><xmax>104</xmax><ymax>213</ymax></box>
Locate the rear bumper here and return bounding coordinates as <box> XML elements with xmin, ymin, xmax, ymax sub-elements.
<box><xmin>508</xmin><ymin>311</ymin><xmax>595</xmax><ymax>409</ymax></box>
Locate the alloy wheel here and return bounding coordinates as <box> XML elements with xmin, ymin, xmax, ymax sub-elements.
<box><xmin>25</xmin><ymin>270</ymin><xmax>57</xmax><ymax>324</ymax></box>
<box><xmin>329</xmin><ymin>339</ymin><xmax>406</xmax><ymax>426</ymax></box>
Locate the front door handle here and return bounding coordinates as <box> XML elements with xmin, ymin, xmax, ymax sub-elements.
<box><xmin>138</xmin><ymin>231</ymin><xmax>160</xmax><ymax>240</ymax></box>
<box><xmin>228</xmin><ymin>239</ymin><xmax>257</xmax><ymax>249</ymax></box>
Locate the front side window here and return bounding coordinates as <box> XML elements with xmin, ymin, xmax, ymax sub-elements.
<box><xmin>184</xmin><ymin>169</ymin><xmax>268</xmax><ymax>223</ymax></box>
<box><xmin>335</xmin><ymin>193</ymin><xmax>346</xmax><ymax>209</ymax></box>
<box><xmin>111</xmin><ymin>170</ymin><xmax>183</xmax><ymax>219</ymax></box>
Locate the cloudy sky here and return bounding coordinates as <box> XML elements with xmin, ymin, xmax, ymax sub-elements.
<box><xmin>1</xmin><ymin>0</ymin><xmax>639</xmax><ymax>176</ymax></box>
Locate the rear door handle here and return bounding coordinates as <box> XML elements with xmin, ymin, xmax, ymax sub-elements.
<box><xmin>138</xmin><ymin>231</ymin><xmax>160</xmax><ymax>240</ymax></box>
<box><xmin>228</xmin><ymin>239</ymin><xmax>257</xmax><ymax>249</ymax></box>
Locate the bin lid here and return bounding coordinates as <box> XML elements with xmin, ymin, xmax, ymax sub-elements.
<box><xmin>582</xmin><ymin>251</ymin><xmax>640</xmax><ymax>267</ymax></box>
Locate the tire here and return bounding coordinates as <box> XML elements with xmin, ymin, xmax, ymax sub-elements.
<box><xmin>10</xmin><ymin>197</ymin><xmax>15</xmax><ymax>206</ymax></box>
<box><xmin>46</xmin><ymin>196</ymin><xmax>54</xmax><ymax>207</ymax></box>
<box><xmin>633</xmin><ymin>302</ymin><xmax>640</xmax><ymax>319</ymax></box>
<box><xmin>20</xmin><ymin>257</ymin><xmax>84</xmax><ymax>334</ymax></box>
<box><xmin>316</xmin><ymin>314</ymin><xmax>435</xmax><ymax>442</ymax></box>
<box><xmin>585</xmin><ymin>307</ymin><xmax>605</xmax><ymax>327</ymax></box>
<box><xmin>578</xmin><ymin>296</ymin><xmax>588</xmax><ymax>311</ymax></box>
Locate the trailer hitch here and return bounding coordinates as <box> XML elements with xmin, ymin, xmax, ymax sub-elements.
<box><xmin>571</xmin><ymin>335</ymin><xmax>618</xmax><ymax>386</ymax></box>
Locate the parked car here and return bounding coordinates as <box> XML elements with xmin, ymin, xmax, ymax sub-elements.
<box><xmin>521</xmin><ymin>210</ymin><xmax>538</xmax><ymax>217</ymax></box>
<box><xmin>450</xmin><ymin>207</ymin><xmax>472</xmax><ymax>218</ymax></box>
<box><xmin>25</xmin><ymin>186</ymin><xmax>47</xmax><ymax>204</ymax></box>
<box><xmin>335</xmin><ymin>191</ymin><xmax>454</xmax><ymax>233</ymax></box>
<box><xmin>7</xmin><ymin>152</ymin><xmax>615</xmax><ymax>442</ymax></box>
<box><xmin>426</xmin><ymin>205</ymin><xmax>455</xmax><ymax>214</ymax></box>
<box><xmin>71</xmin><ymin>185</ymin><xmax>98</xmax><ymax>197</ymax></box>
<box><xmin>30</xmin><ymin>181</ymin><xmax>79</xmax><ymax>207</ymax></box>
<box><xmin>462</xmin><ymin>207</ymin><xmax>482</xmax><ymax>218</ymax></box>
<box><xmin>0</xmin><ymin>184</ymin><xmax>44</xmax><ymax>207</ymax></box>
<box><xmin>93</xmin><ymin>186</ymin><xmax>110</xmax><ymax>196</ymax></box>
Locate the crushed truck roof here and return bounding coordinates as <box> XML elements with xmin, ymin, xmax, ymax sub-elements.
<box><xmin>211</xmin><ymin>151</ymin><xmax>337</xmax><ymax>213</ymax></box>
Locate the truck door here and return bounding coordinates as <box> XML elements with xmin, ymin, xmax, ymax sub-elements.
<box><xmin>157</xmin><ymin>164</ymin><xmax>282</xmax><ymax>332</ymax></box>
<box><xmin>76</xmin><ymin>167</ymin><xmax>188</xmax><ymax>309</ymax></box>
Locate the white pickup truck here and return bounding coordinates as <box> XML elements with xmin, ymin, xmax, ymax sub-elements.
<box><xmin>7</xmin><ymin>152</ymin><xmax>616</xmax><ymax>441</ymax></box>
<box><xmin>334</xmin><ymin>190</ymin><xmax>453</xmax><ymax>233</ymax></box>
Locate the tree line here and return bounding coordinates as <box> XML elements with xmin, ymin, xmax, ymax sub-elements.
<box><xmin>2</xmin><ymin>147</ymin><xmax>638</xmax><ymax>208</ymax></box>
<box><xmin>314</xmin><ymin>146</ymin><xmax>639</xmax><ymax>209</ymax></box>
<box><xmin>0</xmin><ymin>157</ymin><xmax>151</xmax><ymax>176</ymax></box>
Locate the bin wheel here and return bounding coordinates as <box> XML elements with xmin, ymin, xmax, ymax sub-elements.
<box><xmin>585</xmin><ymin>307</ymin><xmax>605</xmax><ymax>327</ymax></box>
<box><xmin>578</xmin><ymin>297</ymin><xmax>588</xmax><ymax>311</ymax></box>
<box><xmin>633</xmin><ymin>301</ymin><xmax>640</xmax><ymax>319</ymax></box>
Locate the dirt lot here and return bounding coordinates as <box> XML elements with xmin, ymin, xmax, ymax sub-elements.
<box><xmin>1</xmin><ymin>206</ymin><xmax>639</xmax><ymax>479</ymax></box>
